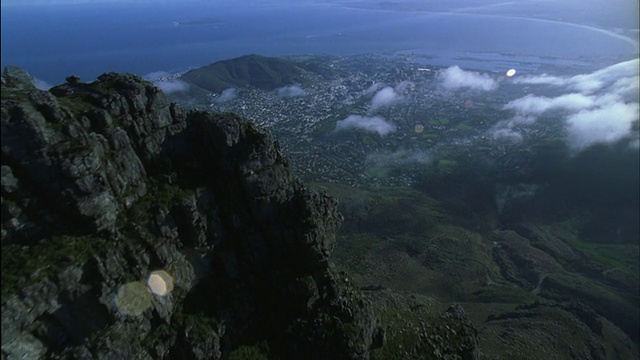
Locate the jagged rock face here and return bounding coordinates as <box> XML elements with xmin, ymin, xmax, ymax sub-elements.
<box><xmin>1</xmin><ymin>70</ymin><xmax>384</xmax><ymax>359</ymax></box>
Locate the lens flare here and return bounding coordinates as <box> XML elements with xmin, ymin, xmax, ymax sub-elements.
<box><xmin>147</xmin><ymin>270</ymin><xmax>174</xmax><ymax>296</ymax></box>
<box><xmin>114</xmin><ymin>281</ymin><xmax>152</xmax><ymax>316</ymax></box>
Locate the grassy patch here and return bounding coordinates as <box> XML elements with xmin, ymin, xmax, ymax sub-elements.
<box><xmin>1</xmin><ymin>235</ymin><xmax>109</xmax><ymax>301</ymax></box>
<box><xmin>228</xmin><ymin>345</ymin><xmax>270</xmax><ymax>360</ymax></box>
<box><xmin>125</xmin><ymin>182</ymin><xmax>195</xmax><ymax>224</ymax></box>
<box><xmin>57</xmin><ymin>94</ymin><xmax>96</xmax><ymax>117</ymax></box>
<box><xmin>364</xmin><ymin>166</ymin><xmax>391</xmax><ymax>178</ymax></box>
<box><xmin>553</xmin><ymin>220</ymin><xmax>639</xmax><ymax>279</ymax></box>
<box><xmin>334</xmin><ymin>233</ymin><xmax>383</xmax><ymax>271</ymax></box>
<box><xmin>454</xmin><ymin>123</ymin><xmax>473</xmax><ymax>131</ymax></box>
<box><xmin>468</xmin><ymin>286</ymin><xmax>538</xmax><ymax>304</ymax></box>
<box><xmin>369</xmin><ymin>291</ymin><xmax>472</xmax><ymax>360</ymax></box>
<box><xmin>566</xmin><ymin>239</ymin><xmax>639</xmax><ymax>271</ymax></box>
<box><xmin>428</xmin><ymin>117</ymin><xmax>450</xmax><ymax>126</ymax></box>
<box><xmin>436</xmin><ymin>159</ymin><xmax>458</xmax><ymax>175</ymax></box>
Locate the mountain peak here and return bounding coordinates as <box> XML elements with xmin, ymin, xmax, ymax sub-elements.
<box><xmin>180</xmin><ymin>54</ymin><xmax>312</xmax><ymax>93</ymax></box>
<box><xmin>0</xmin><ymin>67</ymin><xmax>400</xmax><ymax>359</ymax></box>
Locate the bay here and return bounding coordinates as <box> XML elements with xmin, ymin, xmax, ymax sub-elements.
<box><xmin>1</xmin><ymin>1</ymin><xmax>637</xmax><ymax>84</ymax></box>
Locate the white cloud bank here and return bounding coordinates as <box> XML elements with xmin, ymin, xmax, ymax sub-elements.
<box><xmin>566</xmin><ymin>102</ymin><xmax>640</xmax><ymax>150</ymax></box>
<box><xmin>335</xmin><ymin>115</ymin><xmax>396</xmax><ymax>136</ymax></box>
<box><xmin>34</xmin><ymin>78</ymin><xmax>52</xmax><ymax>90</ymax></box>
<box><xmin>155</xmin><ymin>79</ymin><xmax>189</xmax><ymax>94</ymax></box>
<box><xmin>371</xmin><ymin>87</ymin><xmax>398</xmax><ymax>109</ymax></box>
<box><xmin>503</xmin><ymin>93</ymin><xmax>596</xmax><ymax>114</ymax></box>
<box><xmin>277</xmin><ymin>85</ymin><xmax>305</xmax><ymax>97</ymax></box>
<box><xmin>363</xmin><ymin>82</ymin><xmax>381</xmax><ymax>95</ymax></box>
<box><xmin>493</xmin><ymin>59</ymin><xmax>639</xmax><ymax>151</ymax></box>
<box><xmin>143</xmin><ymin>71</ymin><xmax>171</xmax><ymax>81</ymax></box>
<box><xmin>438</xmin><ymin>65</ymin><xmax>498</xmax><ymax>91</ymax></box>
<box><xmin>370</xmin><ymin>80</ymin><xmax>413</xmax><ymax>110</ymax></box>
<box><xmin>217</xmin><ymin>87</ymin><xmax>238</xmax><ymax>102</ymax></box>
<box><xmin>143</xmin><ymin>71</ymin><xmax>190</xmax><ymax>94</ymax></box>
<box><xmin>512</xmin><ymin>59</ymin><xmax>639</xmax><ymax>95</ymax></box>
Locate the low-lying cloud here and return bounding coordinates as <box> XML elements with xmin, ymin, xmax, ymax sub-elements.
<box><xmin>143</xmin><ymin>71</ymin><xmax>172</xmax><ymax>81</ymax></box>
<box><xmin>566</xmin><ymin>102</ymin><xmax>640</xmax><ymax>150</ymax></box>
<box><xmin>335</xmin><ymin>115</ymin><xmax>396</xmax><ymax>136</ymax></box>
<box><xmin>371</xmin><ymin>87</ymin><xmax>398</xmax><ymax>109</ymax></box>
<box><xmin>143</xmin><ymin>71</ymin><xmax>190</xmax><ymax>94</ymax></box>
<box><xmin>370</xmin><ymin>80</ymin><xmax>413</xmax><ymax>110</ymax></box>
<box><xmin>363</xmin><ymin>82</ymin><xmax>381</xmax><ymax>95</ymax></box>
<box><xmin>512</xmin><ymin>59</ymin><xmax>639</xmax><ymax>95</ymax></box>
<box><xmin>503</xmin><ymin>93</ymin><xmax>595</xmax><ymax>114</ymax></box>
<box><xmin>277</xmin><ymin>85</ymin><xmax>305</xmax><ymax>97</ymax></box>
<box><xmin>493</xmin><ymin>59</ymin><xmax>639</xmax><ymax>151</ymax></box>
<box><xmin>438</xmin><ymin>65</ymin><xmax>498</xmax><ymax>91</ymax></box>
<box><xmin>217</xmin><ymin>87</ymin><xmax>238</xmax><ymax>102</ymax></box>
<box><xmin>34</xmin><ymin>78</ymin><xmax>52</xmax><ymax>90</ymax></box>
<box><xmin>155</xmin><ymin>79</ymin><xmax>189</xmax><ymax>94</ymax></box>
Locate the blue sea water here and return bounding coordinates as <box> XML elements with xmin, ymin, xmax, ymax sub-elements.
<box><xmin>1</xmin><ymin>2</ymin><xmax>638</xmax><ymax>84</ymax></box>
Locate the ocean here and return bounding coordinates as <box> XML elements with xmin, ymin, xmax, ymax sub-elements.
<box><xmin>1</xmin><ymin>1</ymin><xmax>638</xmax><ymax>84</ymax></box>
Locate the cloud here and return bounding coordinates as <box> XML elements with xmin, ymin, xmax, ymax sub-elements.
<box><xmin>569</xmin><ymin>59</ymin><xmax>639</xmax><ymax>93</ymax></box>
<box><xmin>363</xmin><ymin>82</ymin><xmax>381</xmax><ymax>95</ymax></box>
<box><xmin>335</xmin><ymin>115</ymin><xmax>396</xmax><ymax>136</ymax></box>
<box><xmin>34</xmin><ymin>78</ymin><xmax>52</xmax><ymax>90</ymax></box>
<box><xmin>438</xmin><ymin>65</ymin><xmax>498</xmax><ymax>91</ymax></box>
<box><xmin>143</xmin><ymin>71</ymin><xmax>171</xmax><ymax>81</ymax></box>
<box><xmin>371</xmin><ymin>87</ymin><xmax>398</xmax><ymax>109</ymax></box>
<box><xmin>154</xmin><ymin>79</ymin><xmax>189</xmax><ymax>94</ymax></box>
<box><xmin>566</xmin><ymin>102</ymin><xmax>639</xmax><ymax>150</ymax></box>
<box><xmin>489</xmin><ymin>114</ymin><xmax>536</xmax><ymax>141</ymax></box>
<box><xmin>512</xmin><ymin>58</ymin><xmax>640</xmax><ymax>95</ymax></box>
<box><xmin>143</xmin><ymin>71</ymin><xmax>190</xmax><ymax>94</ymax></box>
<box><xmin>217</xmin><ymin>87</ymin><xmax>238</xmax><ymax>102</ymax></box>
<box><xmin>495</xmin><ymin>59</ymin><xmax>639</xmax><ymax>151</ymax></box>
<box><xmin>366</xmin><ymin>149</ymin><xmax>433</xmax><ymax>166</ymax></box>
<box><xmin>277</xmin><ymin>85</ymin><xmax>305</xmax><ymax>97</ymax></box>
<box><xmin>503</xmin><ymin>93</ymin><xmax>595</xmax><ymax>114</ymax></box>
<box><xmin>370</xmin><ymin>81</ymin><xmax>413</xmax><ymax>110</ymax></box>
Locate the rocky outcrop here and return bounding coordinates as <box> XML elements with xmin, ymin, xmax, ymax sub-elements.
<box><xmin>1</xmin><ymin>67</ymin><xmax>483</xmax><ymax>360</ymax></box>
<box><xmin>479</xmin><ymin>301</ymin><xmax>639</xmax><ymax>360</ymax></box>
<box><xmin>1</xmin><ymin>68</ymin><xmax>388</xmax><ymax>360</ymax></box>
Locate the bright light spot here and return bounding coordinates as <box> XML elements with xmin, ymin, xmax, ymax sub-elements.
<box><xmin>114</xmin><ymin>281</ymin><xmax>152</xmax><ymax>316</ymax></box>
<box><xmin>414</xmin><ymin>124</ymin><xmax>425</xmax><ymax>133</ymax></box>
<box><xmin>147</xmin><ymin>270</ymin><xmax>174</xmax><ymax>296</ymax></box>
<box><xmin>506</xmin><ymin>69</ymin><xmax>517</xmax><ymax>77</ymax></box>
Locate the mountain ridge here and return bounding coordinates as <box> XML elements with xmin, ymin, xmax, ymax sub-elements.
<box><xmin>0</xmin><ymin>67</ymin><xmax>478</xmax><ymax>360</ymax></box>
<box><xmin>180</xmin><ymin>54</ymin><xmax>313</xmax><ymax>94</ymax></box>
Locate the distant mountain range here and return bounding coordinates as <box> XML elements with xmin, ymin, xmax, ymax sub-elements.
<box><xmin>180</xmin><ymin>54</ymin><xmax>313</xmax><ymax>93</ymax></box>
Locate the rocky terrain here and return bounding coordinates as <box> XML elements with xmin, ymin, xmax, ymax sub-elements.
<box><xmin>122</xmin><ymin>52</ymin><xmax>638</xmax><ymax>359</ymax></box>
<box><xmin>0</xmin><ymin>67</ymin><xmax>479</xmax><ymax>359</ymax></box>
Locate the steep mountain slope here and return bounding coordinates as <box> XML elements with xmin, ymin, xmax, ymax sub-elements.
<box><xmin>0</xmin><ymin>68</ymin><xmax>478</xmax><ymax>360</ymax></box>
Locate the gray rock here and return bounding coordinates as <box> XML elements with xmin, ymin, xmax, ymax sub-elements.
<box><xmin>1</xmin><ymin>68</ymin><xmax>478</xmax><ymax>360</ymax></box>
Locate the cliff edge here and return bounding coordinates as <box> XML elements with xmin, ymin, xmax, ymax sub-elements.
<box><xmin>0</xmin><ymin>67</ymin><xmax>476</xmax><ymax>360</ymax></box>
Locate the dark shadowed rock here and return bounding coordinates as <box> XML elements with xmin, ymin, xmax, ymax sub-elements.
<box><xmin>0</xmin><ymin>68</ymin><xmax>404</xmax><ymax>360</ymax></box>
<box><xmin>0</xmin><ymin>67</ymin><xmax>488</xmax><ymax>360</ymax></box>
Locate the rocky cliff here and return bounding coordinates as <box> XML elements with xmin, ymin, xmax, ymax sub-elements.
<box><xmin>1</xmin><ymin>67</ymin><xmax>476</xmax><ymax>360</ymax></box>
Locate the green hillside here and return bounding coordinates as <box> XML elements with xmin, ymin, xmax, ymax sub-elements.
<box><xmin>180</xmin><ymin>54</ymin><xmax>312</xmax><ymax>93</ymax></box>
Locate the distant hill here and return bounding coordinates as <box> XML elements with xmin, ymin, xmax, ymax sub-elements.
<box><xmin>180</xmin><ymin>54</ymin><xmax>312</xmax><ymax>93</ymax></box>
